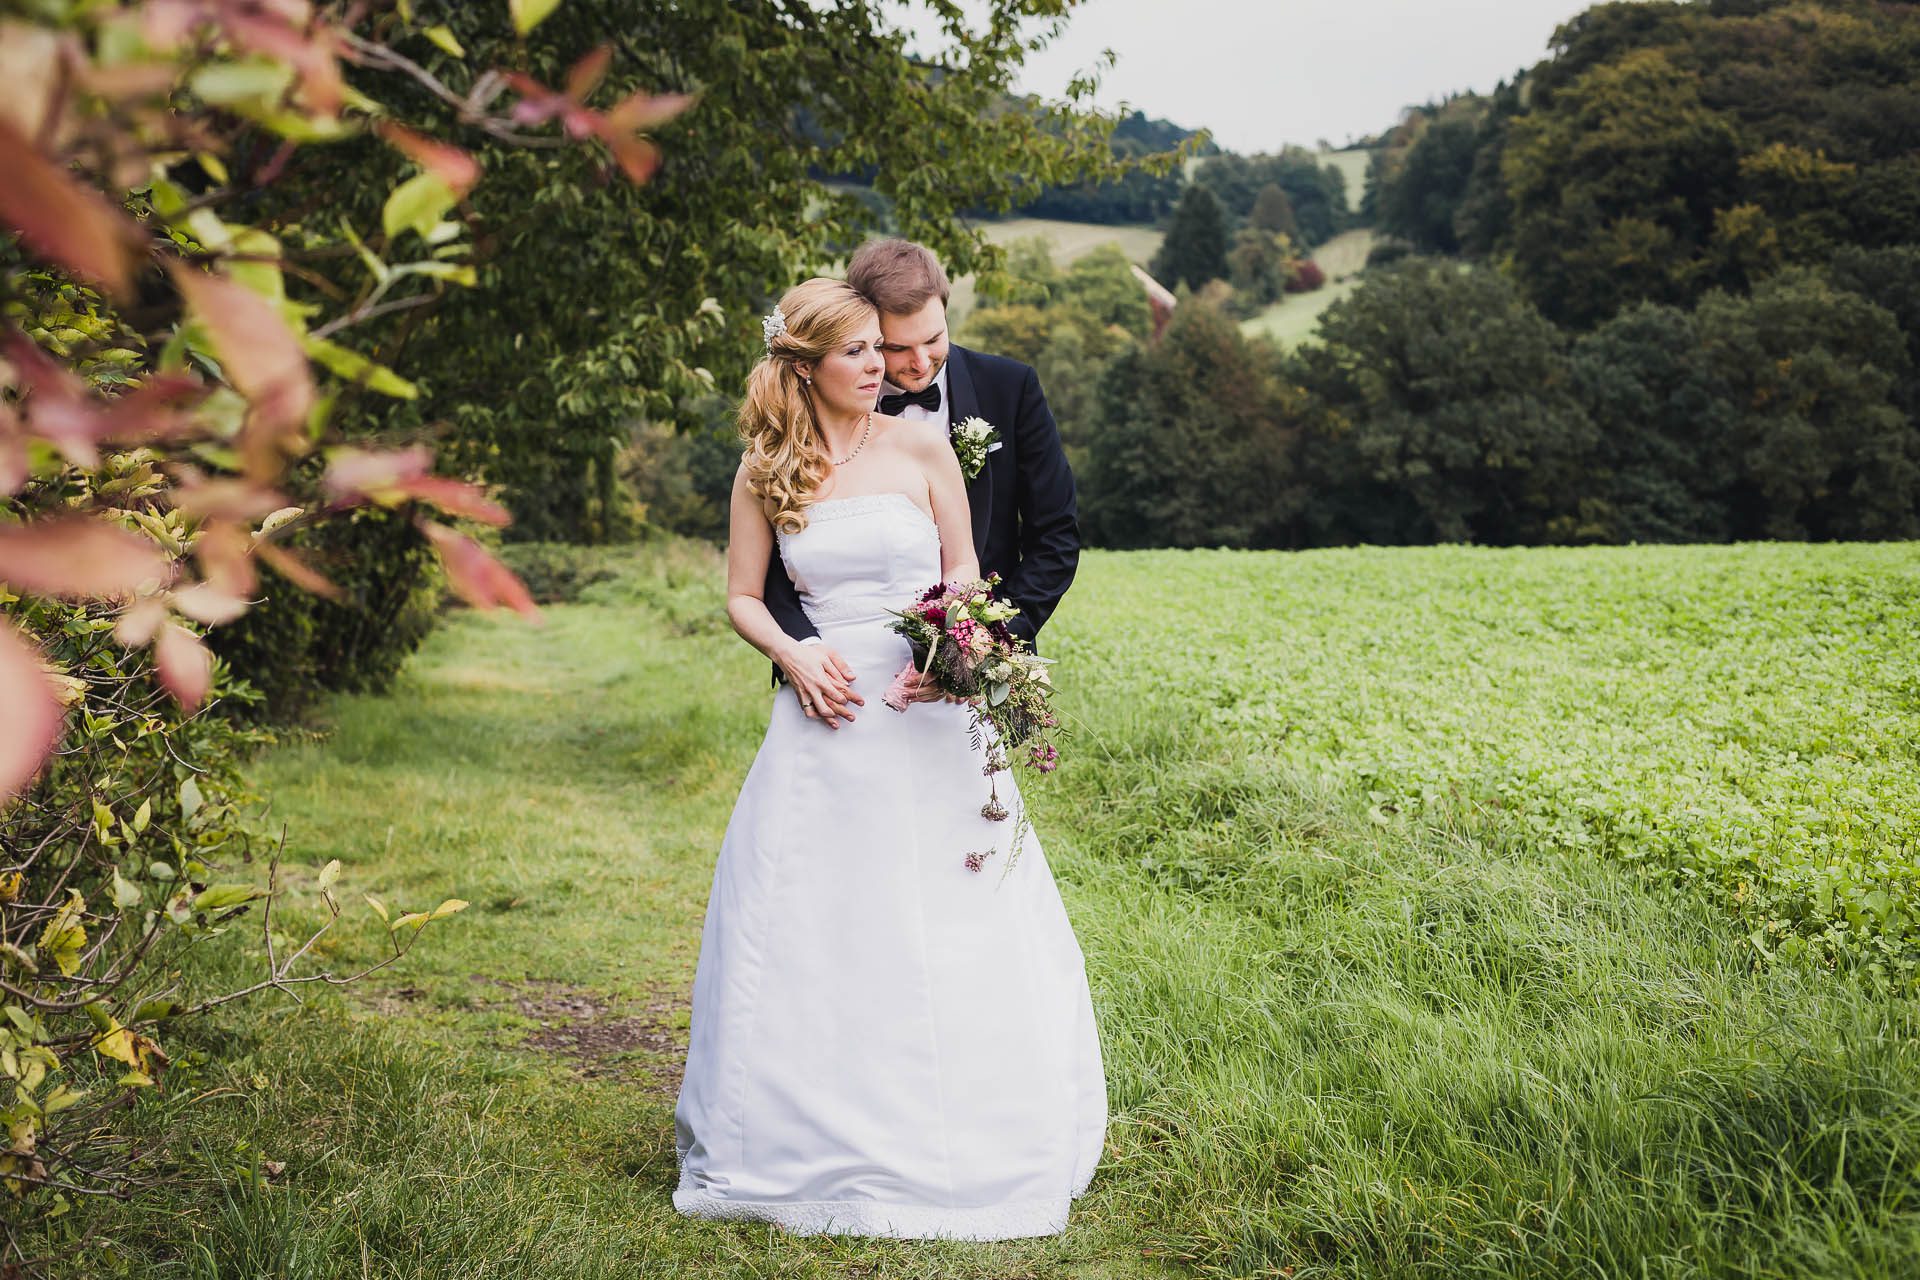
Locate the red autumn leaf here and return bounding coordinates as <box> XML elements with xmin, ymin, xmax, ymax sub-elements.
<box><xmin>503</xmin><ymin>71</ymin><xmax>597</xmax><ymax>137</ymax></box>
<box><xmin>166</xmin><ymin>260</ymin><xmax>315</xmax><ymax>447</ymax></box>
<box><xmin>417</xmin><ymin>519</ymin><xmax>540</xmax><ymax>621</ymax></box>
<box><xmin>170</xmin><ymin>581</ymin><xmax>251</xmax><ymax>626</ymax></box>
<box><xmin>254</xmin><ymin>540</ymin><xmax>341</xmax><ymax>601</ymax></box>
<box><xmin>1</xmin><ymin>324</ymin><xmax>103</xmax><ymax>467</ymax></box>
<box><xmin>153</xmin><ymin>619</ymin><xmax>212</xmax><ymax>709</ymax></box>
<box><xmin>94</xmin><ymin>372</ymin><xmax>210</xmax><ymax>445</ymax></box>
<box><xmin>81</xmin><ymin>60</ymin><xmax>186</xmax><ymax>102</ymax></box>
<box><xmin>0</xmin><ymin>404</ymin><xmax>27</xmax><ymax>495</ymax></box>
<box><xmin>0</xmin><ymin>117</ymin><xmax>144</xmax><ymax>302</ymax></box>
<box><xmin>0</xmin><ymin>515</ymin><xmax>172</xmax><ymax>600</ymax></box>
<box><xmin>603</xmin><ymin>134</ymin><xmax>661</xmax><ymax>186</ymax></box>
<box><xmin>170</xmin><ymin>477</ymin><xmax>291</xmax><ymax>522</ymax></box>
<box><xmin>394</xmin><ymin>475</ymin><xmax>511</xmax><ymax>526</ymax></box>
<box><xmin>564</xmin><ymin>44</ymin><xmax>613</xmax><ymax>102</ymax></box>
<box><xmin>320</xmin><ymin>443</ymin><xmax>432</xmax><ymax>504</ymax></box>
<box><xmin>604</xmin><ymin>89</ymin><xmax>695</xmax><ymax>134</ymax></box>
<box><xmin>192</xmin><ymin>518</ymin><xmax>256</xmax><ymax>596</ymax></box>
<box><xmin>0</xmin><ymin>622</ymin><xmax>63</xmax><ymax>804</ymax></box>
<box><xmin>374</xmin><ymin>121</ymin><xmax>480</xmax><ymax>197</ymax></box>
<box><xmin>113</xmin><ymin>596</ymin><xmax>168</xmax><ymax>648</ymax></box>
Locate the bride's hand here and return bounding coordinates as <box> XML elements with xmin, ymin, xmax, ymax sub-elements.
<box><xmin>780</xmin><ymin>644</ymin><xmax>864</xmax><ymax>728</ymax></box>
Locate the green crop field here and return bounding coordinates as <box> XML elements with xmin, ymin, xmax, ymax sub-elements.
<box><xmin>55</xmin><ymin>540</ymin><xmax>1920</xmax><ymax>1278</ymax></box>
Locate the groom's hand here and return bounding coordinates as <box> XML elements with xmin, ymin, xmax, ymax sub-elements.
<box><xmin>908</xmin><ymin>671</ymin><xmax>964</xmax><ymax>705</ymax></box>
<box><xmin>781</xmin><ymin>643</ymin><xmax>864</xmax><ymax>728</ymax></box>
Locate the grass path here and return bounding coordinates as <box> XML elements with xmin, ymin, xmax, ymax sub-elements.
<box><xmin>57</xmin><ymin>545</ymin><xmax>1920</xmax><ymax>1279</ymax></box>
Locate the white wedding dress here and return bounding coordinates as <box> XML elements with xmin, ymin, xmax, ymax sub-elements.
<box><xmin>672</xmin><ymin>490</ymin><xmax>1107</xmax><ymax>1240</ymax></box>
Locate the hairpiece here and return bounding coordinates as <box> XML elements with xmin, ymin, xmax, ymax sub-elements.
<box><xmin>761</xmin><ymin>305</ymin><xmax>788</xmax><ymax>353</ymax></box>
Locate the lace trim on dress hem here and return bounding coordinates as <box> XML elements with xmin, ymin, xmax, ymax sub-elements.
<box><xmin>671</xmin><ymin>1186</ymin><xmax>1071</xmax><ymax>1240</ymax></box>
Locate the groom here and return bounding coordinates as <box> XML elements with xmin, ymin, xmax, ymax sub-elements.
<box><xmin>762</xmin><ymin>237</ymin><xmax>1082</xmax><ymax>721</ymax></box>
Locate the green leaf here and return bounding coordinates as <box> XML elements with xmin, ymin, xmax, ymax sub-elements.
<box><xmin>111</xmin><ymin>868</ymin><xmax>142</xmax><ymax>910</ymax></box>
<box><xmin>132</xmin><ymin>799</ymin><xmax>151</xmax><ymax>833</ymax></box>
<box><xmin>364</xmin><ymin>893</ymin><xmax>389</xmax><ymax>924</ymax></box>
<box><xmin>36</xmin><ymin>891</ymin><xmax>87</xmax><ymax>978</ymax></box>
<box><xmin>382</xmin><ymin>172</ymin><xmax>459</xmax><ymax>243</ymax></box>
<box><xmin>428</xmin><ymin>898</ymin><xmax>469</xmax><ymax>920</ymax></box>
<box><xmin>424</xmin><ymin>25</ymin><xmax>465</xmax><ymax>57</ymax></box>
<box><xmin>303</xmin><ymin>335</ymin><xmax>420</xmax><ymax>399</ymax></box>
<box><xmin>511</xmin><ymin>0</ymin><xmax>566</xmax><ymax>36</ymax></box>
<box><xmin>317</xmin><ymin>859</ymin><xmax>342</xmax><ymax>892</ymax></box>
<box><xmin>194</xmin><ymin>884</ymin><xmax>267</xmax><ymax>912</ymax></box>
<box><xmin>179</xmin><ymin>777</ymin><xmax>204</xmax><ymax>822</ymax></box>
<box><xmin>189</xmin><ymin>58</ymin><xmax>296</xmax><ymax>107</ymax></box>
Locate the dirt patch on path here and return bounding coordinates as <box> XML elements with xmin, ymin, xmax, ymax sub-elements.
<box><xmin>486</xmin><ymin>977</ymin><xmax>690</xmax><ymax>1095</ymax></box>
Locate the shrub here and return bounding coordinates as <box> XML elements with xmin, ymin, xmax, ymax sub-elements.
<box><xmin>1285</xmin><ymin>259</ymin><xmax>1327</xmax><ymax>293</ymax></box>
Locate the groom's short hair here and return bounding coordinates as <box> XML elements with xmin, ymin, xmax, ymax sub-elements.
<box><xmin>847</xmin><ymin>238</ymin><xmax>950</xmax><ymax>314</ymax></box>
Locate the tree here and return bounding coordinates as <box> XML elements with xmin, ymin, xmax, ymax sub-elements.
<box><xmin>1568</xmin><ymin>302</ymin><xmax>1742</xmax><ymax>541</ymax></box>
<box><xmin>1502</xmin><ymin>47</ymin><xmax>1744</xmax><ymax>327</ymax></box>
<box><xmin>1694</xmin><ymin>267</ymin><xmax>1917</xmax><ymax>540</ymax></box>
<box><xmin>1437</xmin><ymin>1</ymin><xmax>1920</xmax><ymax>325</ymax></box>
<box><xmin>262</xmin><ymin>0</ymin><xmax>1157</xmax><ymax>542</ymax></box>
<box><xmin>0</xmin><ymin>0</ymin><xmax>691</xmax><ymax>1240</ymax></box>
<box><xmin>1226</xmin><ymin>228</ymin><xmax>1292</xmax><ymax>312</ymax></box>
<box><xmin>1292</xmin><ymin>259</ymin><xmax>1599</xmax><ymax>545</ymax></box>
<box><xmin>1194</xmin><ymin>149</ymin><xmax>1352</xmax><ymax>245</ymax></box>
<box><xmin>1079</xmin><ymin>302</ymin><xmax>1297</xmax><ymax>548</ymax></box>
<box><xmin>1150</xmin><ymin>185</ymin><xmax>1230</xmax><ymax>291</ymax></box>
<box><xmin>1248</xmin><ymin>182</ymin><xmax>1300</xmax><ymax>239</ymax></box>
<box><xmin>1373</xmin><ymin>112</ymin><xmax>1482</xmax><ymax>254</ymax></box>
<box><xmin>1059</xmin><ymin>245</ymin><xmax>1154</xmax><ymax>335</ymax></box>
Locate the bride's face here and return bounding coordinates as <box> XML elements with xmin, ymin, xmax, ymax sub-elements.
<box><xmin>803</xmin><ymin>319</ymin><xmax>886</xmax><ymax>417</ymax></box>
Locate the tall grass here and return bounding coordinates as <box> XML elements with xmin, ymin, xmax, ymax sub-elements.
<box><xmin>42</xmin><ymin>542</ymin><xmax>1920</xmax><ymax>1279</ymax></box>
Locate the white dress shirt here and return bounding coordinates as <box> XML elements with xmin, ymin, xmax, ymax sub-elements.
<box><xmin>880</xmin><ymin>362</ymin><xmax>950</xmax><ymax>434</ymax></box>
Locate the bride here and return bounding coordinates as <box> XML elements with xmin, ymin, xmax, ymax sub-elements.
<box><xmin>671</xmin><ymin>278</ymin><xmax>1107</xmax><ymax>1239</ymax></box>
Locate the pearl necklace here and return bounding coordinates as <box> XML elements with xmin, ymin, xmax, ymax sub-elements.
<box><xmin>828</xmin><ymin>411</ymin><xmax>873</xmax><ymax>467</ymax></box>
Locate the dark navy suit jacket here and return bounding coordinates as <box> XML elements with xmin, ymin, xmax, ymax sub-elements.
<box><xmin>762</xmin><ymin>344</ymin><xmax>1081</xmax><ymax>676</ymax></box>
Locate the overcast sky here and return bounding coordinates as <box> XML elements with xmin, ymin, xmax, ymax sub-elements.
<box><xmin>901</xmin><ymin>0</ymin><xmax>1605</xmax><ymax>153</ymax></box>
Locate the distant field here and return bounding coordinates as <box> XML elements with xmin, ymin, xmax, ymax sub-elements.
<box><xmin>1322</xmin><ymin>147</ymin><xmax>1373</xmax><ymax>211</ymax></box>
<box><xmin>1237</xmin><ymin>228</ymin><xmax>1375</xmax><ymax>347</ymax></box>
<box><xmin>1239</xmin><ymin>276</ymin><xmax>1363</xmax><ymax>347</ymax></box>
<box><xmin>978</xmin><ymin>216</ymin><xmax>1164</xmax><ymax>264</ymax></box>
<box><xmin>950</xmin><ymin>218</ymin><xmax>1165</xmax><ymax>324</ymax></box>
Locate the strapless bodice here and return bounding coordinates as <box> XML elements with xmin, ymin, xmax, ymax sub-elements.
<box><xmin>776</xmin><ymin>491</ymin><xmax>942</xmax><ymax>628</ymax></box>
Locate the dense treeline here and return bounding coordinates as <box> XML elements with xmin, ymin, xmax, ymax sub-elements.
<box><xmin>1058</xmin><ymin>0</ymin><xmax>1920</xmax><ymax>549</ymax></box>
<box><xmin>1009</xmin><ymin>110</ymin><xmax>1208</xmax><ymax>224</ymax></box>
<box><xmin>1368</xmin><ymin>0</ymin><xmax>1920</xmax><ymax>328</ymax></box>
<box><xmin>965</xmin><ymin>242</ymin><xmax>1917</xmax><ymax>548</ymax></box>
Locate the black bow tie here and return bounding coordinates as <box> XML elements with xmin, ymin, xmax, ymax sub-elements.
<box><xmin>879</xmin><ymin>384</ymin><xmax>941</xmax><ymax>415</ymax></box>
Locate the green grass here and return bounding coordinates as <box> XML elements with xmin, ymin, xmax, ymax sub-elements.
<box><xmin>44</xmin><ymin>541</ymin><xmax>1920</xmax><ymax>1278</ymax></box>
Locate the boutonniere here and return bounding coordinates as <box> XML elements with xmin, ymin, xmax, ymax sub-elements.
<box><xmin>951</xmin><ymin>416</ymin><xmax>1002</xmax><ymax>481</ymax></box>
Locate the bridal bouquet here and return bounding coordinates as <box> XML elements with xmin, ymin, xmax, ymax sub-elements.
<box><xmin>882</xmin><ymin>576</ymin><xmax>1062</xmax><ymax>875</ymax></box>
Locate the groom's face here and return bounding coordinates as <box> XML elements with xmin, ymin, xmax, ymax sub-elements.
<box><xmin>876</xmin><ymin>297</ymin><xmax>949</xmax><ymax>393</ymax></box>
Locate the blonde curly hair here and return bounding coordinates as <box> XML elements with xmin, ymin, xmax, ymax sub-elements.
<box><xmin>738</xmin><ymin>278</ymin><xmax>878</xmax><ymax>534</ymax></box>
